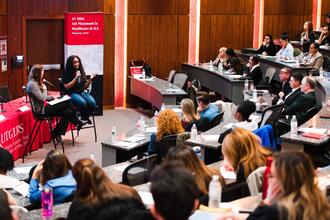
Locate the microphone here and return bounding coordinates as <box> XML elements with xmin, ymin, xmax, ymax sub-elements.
<box><xmin>43</xmin><ymin>79</ymin><xmax>57</xmax><ymax>89</ymax></box>
<box><xmin>22</xmin><ymin>85</ymin><xmax>28</xmax><ymax>103</ymax></box>
<box><xmin>76</xmin><ymin>71</ymin><xmax>81</xmax><ymax>84</ymax></box>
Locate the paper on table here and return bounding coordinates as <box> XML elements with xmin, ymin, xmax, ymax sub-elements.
<box><xmin>48</xmin><ymin>95</ymin><xmax>71</xmax><ymax>106</ymax></box>
<box><xmin>223</xmin><ymin>123</ymin><xmax>234</xmax><ymax>129</ymax></box>
<box><xmin>113</xmin><ymin>163</ymin><xmax>131</xmax><ymax>172</ymax></box>
<box><xmin>14</xmin><ymin>181</ymin><xmax>30</xmax><ymax>197</ymax></box>
<box><xmin>0</xmin><ymin>175</ymin><xmax>21</xmax><ymax>189</ymax></box>
<box><xmin>14</xmin><ymin>166</ymin><xmax>33</xmax><ymax>174</ymax></box>
<box><xmin>201</xmin><ymin>135</ymin><xmax>220</xmax><ymax>142</ymax></box>
<box><xmin>166</xmin><ymin>88</ymin><xmax>181</xmax><ymax>92</ymax></box>
<box><xmin>189</xmin><ymin>210</ymin><xmax>221</xmax><ymax>220</ymax></box>
<box><xmin>0</xmin><ymin>115</ymin><xmax>5</xmax><ymax>121</ymax></box>
<box><xmin>220</xmin><ymin>167</ymin><xmax>237</xmax><ymax>180</ymax></box>
<box><xmin>138</xmin><ymin>191</ymin><xmax>154</xmax><ymax>207</ymax></box>
<box><xmin>124</xmin><ymin>135</ymin><xmax>145</xmax><ymax>143</ymax></box>
<box><xmin>145</xmin><ymin>126</ymin><xmax>157</xmax><ymax>133</ymax></box>
<box><xmin>298</xmin><ymin>127</ymin><xmax>327</xmax><ymax>134</ymax></box>
<box><xmin>172</xmin><ymin>108</ymin><xmax>182</xmax><ymax>113</ymax></box>
<box><xmin>115</xmin><ymin>141</ymin><xmax>139</xmax><ymax>148</ymax></box>
<box><xmin>18</xmin><ymin>106</ymin><xmax>30</xmax><ymax>112</ymax></box>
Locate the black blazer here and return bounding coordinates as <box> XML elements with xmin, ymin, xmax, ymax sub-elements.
<box><xmin>257</xmin><ymin>43</ymin><xmax>277</xmax><ymax>56</ymax></box>
<box><xmin>283</xmin><ymin>88</ymin><xmax>303</xmax><ymax>108</ymax></box>
<box><xmin>283</xmin><ymin>91</ymin><xmax>317</xmax><ymax>124</ymax></box>
<box><xmin>247</xmin><ymin>65</ymin><xmax>263</xmax><ymax>86</ymax></box>
<box><xmin>184</xmin><ymin>117</ymin><xmax>210</xmax><ymax>132</ymax></box>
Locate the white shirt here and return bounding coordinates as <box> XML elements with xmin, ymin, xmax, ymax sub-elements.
<box><xmin>276</xmin><ymin>43</ymin><xmax>294</xmax><ymax>60</ymax></box>
<box><xmin>285</xmin><ymin>87</ymin><xmax>300</xmax><ymax>101</ymax></box>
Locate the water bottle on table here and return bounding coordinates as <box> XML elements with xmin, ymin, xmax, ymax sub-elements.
<box><xmin>208</xmin><ymin>175</ymin><xmax>222</xmax><ymax>208</ymax></box>
<box><xmin>191</xmin><ymin>124</ymin><xmax>198</xmax><ymax>141</ymax></box>
<box><xmin>111</xmin><ymin>126</ymin><xmax>117</xmax><ymax>143</ymax></box>
<box><xmin>290</xmin><ymin>115</ymin><xmax>298</xmax><ymax>135</ymax></box>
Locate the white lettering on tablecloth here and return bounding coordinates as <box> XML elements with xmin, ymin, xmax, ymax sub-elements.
<box><xmin>0</xmin><ymin>123</ymin><xmax>24</xmax><ymax>144</ymax></box>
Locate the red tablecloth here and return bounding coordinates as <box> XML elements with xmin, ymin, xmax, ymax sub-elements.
<box><xmin>0</xmin><ymin>94</ymin><xmax>58</xmax><ymax>161</ymax></box>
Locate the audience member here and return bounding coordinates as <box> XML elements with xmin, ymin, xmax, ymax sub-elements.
<box><xmin>212</xmin><ymin>47</ymin><xmax>228</xmax><ymax>68</ymax></box>
<box><xmin>282</xmin><ymin>72</ymin><xmax>303</xmax><ymax>108</ymax></box>
<box><xmin>276</xmin><ymin>33</ymin><xmax>294</xmax><ymax>60</ymax></box>
<box><xmin>0</xmin><ymin>148</ymin><xmax>17</xmax><ymax>189</ymax></box>
<box><xmin>247</xmin><ymin>152</ymin><xmax>330</xmax><ymax>220</ymax></box>
<box><xmin>67</xmin><ymin>158</ymin><xmax>147</xmax><ymax>220</ymax></box>
<box><xmin>0</xmin><ymin>189</ymin><xmax>17</xmax><ymax>220</ymax></box>
<box><xmin>222</xmin><ymin>128</ymin><xmax>271</xmax><ymax>183</ymax></box>
<box><xmin>318</xmin><ymin>24</ymin><xmax>330</xmax><ymax>46</ymax></box>
<box><xmin>150</xmin><ymin>162</ymin><xmax>200</xmax><ymax>220</ymax></box>
<box><xmin>234</xmin><ymin>100</ymin><xmax>258</xmax><ymax>131</ymax></box>
<box><xmin>223</xmin><ymin>48</ymin><xmax>237</xmax><ymax>70</ymax></box>
<box><xmin>300</xmin><ymin>21</ymin><xmax>316</xmax><ymax>53</ymax></box>
<box><xmin>301</xmin><ymin>43</ymin><xmax>324</xmax><ymax>74</ymax></box>
<box><xmin>243</xmin><ymin>56</ymin><xmax>263</xmax><ymax>86</ymax></box>
<box><xmin>271</xmin><ymin>67</ymin><xmax>292</xmax><ymax>102</ymax></box>
<box><xmin>229</xmin><ymin>57</ymin><xmax>244</xmax><ymax>75</ymax></box>
<box><xmin>29</xmin><ymin>150</ymin><xmax>76</xmax><ymax>205</ymax></box>
<box><xmin>147</xmin><ymin>109</ymin><xmax>185</xmax><ymax>158</ymax></box>
<box><xmin>282</xmin><ymin>76</ymin><xmax>318</xmax><ymax>124</ymax></box>
<box><xmin>27</xmin><ymin>64</ymin><xmax>86</xmax><ymax>143</ymax></box>
<box><xmin>166</xmin><ymin>145</ymin><xmax>225</xmax><ymax>204</ymax></box>
<box><xmin>257</xmin><ymin>34</ymin><xmax>277</xmax><ymax>56</ymax></box>
<box><xmin>324</xmin><ymin>13</ymin><xmax>330</xmax><ymax>26</ymax></box>
<box><xmin>197</xmin><ymin>93</ymin><xmax>220</xmax><ymax>121</ymax></box>
<box><xmin>180</xmin><ymin>98</ymin><xmax>209</xmax><ymax>132</ymax></box>
<box><xmin>62</xmin><ymin>55</ymin><xmax>97</xmax><ymax>124</ymax></box>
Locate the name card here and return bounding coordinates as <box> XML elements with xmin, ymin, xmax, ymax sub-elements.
<box><xmin>18</xmin><ymin>106</ymin><xmax>30</xmax><ymax>112</ymax></box>
<box><xmin>0</xmin><ymin>115</ymin><xmax>5</xmax><ymax>121</ymax></box>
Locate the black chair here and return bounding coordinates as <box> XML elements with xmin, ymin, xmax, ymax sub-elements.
<box><xmin>23</xmin><ymin>96</ymin><xmax>63</xmax><ymax>162</ymax></box>
<box><xmin>172</xmin><ymin>71</ymin><xmax>188</xmax><ymax>89</ymax></box>
<box><xmin>208</xmin><ymin>112</ymin><xmax>224</xmax><ymax>130</ymax></box>
<box><xmin>58</xmin><ymin>78</ymin><xmax>97</xmax><ymax>144</ymax></box>
<box><xmin>0</xmin><ymin>86</ymin><xmax>11</xmax><ymax>102</ymax></box>
<box><xmin>259</xmin><ymin>104</ymin><xmax>284</xmax><ymax>128</ymax></box>
<box><xmin>122</xmin><ymin>154</ymin><xmax>157</xmax><ymax>186</ymax></box>
<box><xmin>300</xmin><ymin>105</ymin><xmax>322</xmax><ymax>125</ymax></box>
<box><xmin>221</xmin><ymin>181</ymin><xmax>251</xmax><ymax>202</ymax></box>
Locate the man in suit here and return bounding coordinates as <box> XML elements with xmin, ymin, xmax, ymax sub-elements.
<box><xmin>282</xmin><ymin>72</ymin><xmax>303</xmax><ymax>107</ymax></box>
<box><xmin>271</xmin><ymin>67</ymin><xmax>292</xmax><ymax>104</ymax></box>
<box><xmin>282</xmin><ymin>76</ymin><xmax>318</xmax><ymax>124</ymax></box>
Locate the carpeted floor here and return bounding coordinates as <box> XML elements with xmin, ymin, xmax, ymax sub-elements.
<box><xmin>16</xmin><ymin>108</ymin><xmax>145</xmax><ymax>167</ymax></box>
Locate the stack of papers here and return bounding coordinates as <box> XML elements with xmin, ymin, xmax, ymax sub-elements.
<box><xmin>124</xmin><ymin>135</ymin><xmax>145</xmax><ymax>143</ymax></box>
<box><xmin>48</xmin><ymin>95</ymin><xmax>71</xmax><ymax>106</ymax></box>
<box><xmin>115</xmin><ymin>141</ymin><xmax>139</xmax><ymax>149</ymax></box>
<box><xmin>298</xmin><ymin>127</ymin><xmax>327</xmax><ymax>134</ymax></box>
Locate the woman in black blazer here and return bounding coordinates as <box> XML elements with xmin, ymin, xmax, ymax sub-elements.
<box><xmin>257</xmin><ymin>34</ymin><xmax>277</xmax><ymax>56</ymax></box>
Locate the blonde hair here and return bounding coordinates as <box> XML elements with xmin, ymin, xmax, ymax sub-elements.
<box><xmin>166</xmin><ymin>145</ymin><xmax>225</xmax><ymax>194</ymax></box>
<box><xmin>274</xmin><ymin>152</ymin><xmax>330</xmax><ymax>220</ymax></box>
<box><xmin>156</xmin><ymin>109</ymin><xmax>185</xmax><ymax>141</ymax></box>
<box><xmin>222</xmin><ymin>127</ymin><xmax>271</xmax><ymax>179</ymax></box>
<box><xmin>181</xmin><ymin>99</ymin><xmax>199</xmax><ymax>123</ymax></box>
<box><xmin>29</xmin><ymin>64</ymin><xmax>45</xmax><ymax>90</ymax></box>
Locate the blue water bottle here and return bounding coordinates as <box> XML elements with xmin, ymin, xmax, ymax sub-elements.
<box><xmin>42</xmin><ymin>187</ymin><xmax>53</xmax><ymax>217</ymax></box>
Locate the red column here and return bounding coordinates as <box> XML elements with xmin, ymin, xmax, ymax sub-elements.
<box><xmin>312</xmin><ymin>0</ymin><xmax>322</xmax><ymax>30</ymax></box>
<box><xmin>253</xmin><ymin>0</ymin><xmax>264</xmax><ymax>48</ymax></box>
<box><xmin>188</xmin><ymin>0</ymin><xmax>201</xmax><ymax>64</ymax></box>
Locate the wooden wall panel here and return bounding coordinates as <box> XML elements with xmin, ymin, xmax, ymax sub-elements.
<box><xmin>0</xmin><ymin>0</ymin><xmax>6</xmax><ymax>15</ymax></box>
<box><xmin>179</xmin><ymin>0</ymin><xmax>189</xmax><ymax>15</ymax></box>
<box><xmin>322</xmin><ymin>1</ymin><xmax>330</xmax><ymax>19</ymax></box>
<box><xmin>103</xmin><ymin>15</ymin><xmax>115</xmax><ymax>105</ymax></box>
<box><xmin>177</xmin><ymin>15</ymin><xmax>189</xmax><ymax>63</ymax></box>
<box><xmin>128</xmin><ymin>0</ymin><xmax>183</xmax><ymax>15</ymax></box>
<box><xmin>264</xmin><ymin>0</ymin><xmax>312</xmax><ymax>42</ymax></box>
<box><xmin>8</xmin><ymin>0</ymin><xmax>68</xmax><ymax>15</ymax></box>
<box><xmin>103</xmin><ymin>0</ymin><xmax>115</xmax><ymax>15</ymax></box>
<box><xmin>0</xmin><ymin>16</ymin><xmax>6</xmax><ymax>35</ymax></box>
<box><xmin>199</xmin><ymin>0</ymin><xmax>254</xmax><ymax>62</ymax></box>
<box><xmin>68</xmin><ymin>0</ymin><xmax>103</xmax><ymax>12</ymax></box>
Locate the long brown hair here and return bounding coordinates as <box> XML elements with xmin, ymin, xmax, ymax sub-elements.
<box><xmin>41</xmin><ymin>150</ymin><xmax>72</xmax><ymax>185</ymax></box>
<box><xmin>222</xmin><ymin>127</ymin><xmax>271</xmax><ymax>179</ymax></box>
<box><xmin>72</xmin><ymin>159</ymin><xmax>140</xmax><ymax>207</ymax></box>
<box><xmin>156</xmin><ymin>109</ymin><xmax>185</xmax><ymax>141</ymax></box>
<box><xmin>181</xmin><ymin>98</ymin><xmax>200</xmax><ymax>123</ymax></box>
<box><xmin>274</xmin><ymin>152</ymin><xmax>330</xmax><ymax>220</ymax></box>
<box><xmin>29</xmin><ymin>64</ymin><xmax>45</xmax><ymax>91</ymax></box>
<box><xmin>166</xmin><ymin>145</ymin><xmax>225</xmax><ymax>194</ymax></box>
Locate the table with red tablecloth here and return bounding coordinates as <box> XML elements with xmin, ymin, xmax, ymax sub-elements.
<box><xmin>0</xmin><ymin>94</ymin><xmax>57</xmax><ymax>161</ymax></box>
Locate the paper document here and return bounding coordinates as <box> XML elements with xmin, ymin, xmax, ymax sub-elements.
<box><xmin>115</xmin><ymin>141</ymin><xmax>139</xmax><ymax>148</ymax></box>
<box><xmin>14</xmin><ymin>166</ymin><xmax>33</xmax><ymax>175</ymax></box>
<box><xmin>14</xmin><ymin>181</ymin><xmax>30</xmax><ymax>197</ymax></box>
<box><xmin>224</xmin><ymin>123</ymin><xmax>234</xmax><ymax>129</ymax></box>
<box><xmin>0</xmin><ymin>115</ymin><xmax>5</xmax><ymax>121</ymax></box>
<box><xmin>0</xmin><ymin>175</ymin><xmax>21</xmax><ymax>189</ymax></box>
<box><xmin>298</xmin><ymin>128</ymin><xmax>327</xmax><ymax>134</ymax></box>
<box><xmin>220</xmin><ymin>167</ymin><xmax>237</xmax><ymax>180</ymax></box>
<box><xmin>138</xmin><ymin>191</ymin><xmax>154</xmax><ymax>207</ymax></box>
<box><xmin>201</xmin><ymin>135</ymin><xmax>219</xmax><ymax>142</ymax></box>
<box><xmin>18</xmin><ymin>106</ymin><xmax>30</xmax><ymax>112</ymax></box>
<box><xmin>124</xmin><ymin>135</ymin><xmax>145</xmax><ymax>143</ymax></box>
<box><xmin>145</xmin><ymin>127</ymin><xmax>157</xmax><ymax>133</ymax></box>
<box><xmin>48</xmin><ymin>95</ymin><xmax>71</xmax><ymax>106</ymax></box>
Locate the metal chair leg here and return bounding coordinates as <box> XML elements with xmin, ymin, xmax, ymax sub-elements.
<box><xmin>22</xmin><ymin>120</ymin><xmax>39</xmax><ymax>162</ymax></box>
<box><xmin>92</xmin><ymin>115</ymin><xmax>97</xmax><ymax>142</ymax></box>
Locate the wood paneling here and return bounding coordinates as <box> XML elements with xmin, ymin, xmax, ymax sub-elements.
<box><xmin>128</xmin><ymin>0</ymin><xmax>189</xmax><ymax>15</ymax></box>
<box><xmin>322</xmin><ymin>1</ymin><xmax>330</xmax><ymax>20</ymax></box>
<box><xmin>199</xmin><ymin>0</ymin><xmax>254</xmax><ymax>62</ymax></box>
<box><xmin>263</xmin><ymin>0</ymin><xmax>312</xmax><ymax>42</ymax></box>
<box><xmin>8</xmin><ymin>0</ymin><xmax>68</xmax><ymax>15</ymax></box>
<box><xmin>103</xmin><ymin>0</ymin><xmax>115</xmax><ymax>15</ymax></box>
<box><xmin>68</xmin><ymin>0</ymin><xmax>103</xmax><ymax>12</ymax></box>
<box><xmin>0</xmin><ymin>16</ymin><xmax>6</xmax><ymax>35</ymax></box>
<box><xmin>103</xmin><ymin>15</ymin><xmax>115</xmax><ymax>105</ymax></box>
<box><xmin>0</xmin><ymin>0</ymin><xmax>6</xmax><ymax>15</ymax></box>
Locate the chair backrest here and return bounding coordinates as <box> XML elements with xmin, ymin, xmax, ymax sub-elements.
<box><xmin>293</xmin><ymin>48</ymin><xmax>301</xmax><ymax>57</ymax></box>
<box><xmin>167</xmin><ymin>70</ymin><xmax>176</xmax><ymax>82</ymax></box>
<box><xmin>300</xmin><ymin>105</ymin><xmax>322</xmax><ymax>125</ymax></box>
<box><xmin>122</xmin><ymin>154</ymin><xmax>157</xmax><ymax>186</ymax></box>
<box><xmin>172</xmin><ymin>72</ymin><xmax>188</xmax><ymax>89</ymax></box>
<box><xmin>264</xmin><ymin>67</ymin><xmax>276</xmax><ymax>84</ymax></box>
<box><xmin>208</xmin><ymin>112</ymin><xmax>224</xmax><ymax>130</ymax></box>
<box><xmin>246</xmin><ymin>166</ymin><xmax>266</xmax><ymax>196</ymax></box>
<box><xmin>221</xmin><ymin>181</ymin><xmax>251</xmax><ymax>202</ymax></box>
<box><xmin>259</xmin><ymin>104</ymin><xmax>284</xmax><ymax>128</ymax></box>
<box><xmin>0</xmin><ymin>86</ymin><xmax>11</xmax><ymax>102</ymax></box>
<box><xmin>58</xmin><ymin>78</ymin><xmax>67</xmax><ymax>96</ymax></box>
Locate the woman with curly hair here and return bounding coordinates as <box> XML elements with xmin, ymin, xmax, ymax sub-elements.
<box><xmin>222</xmin><ymin>127</ymin><xmax>272</xmax><ymax>183</ymax></box>
<box><xmin>247</xmin><ymin>152</ymin><xmax>330</xmax><ymax>220</ymax></box>
<box><xmin>147</xmin><ymin>109</ymin><xmax>185</xmax><ymax>160</ymax></box>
